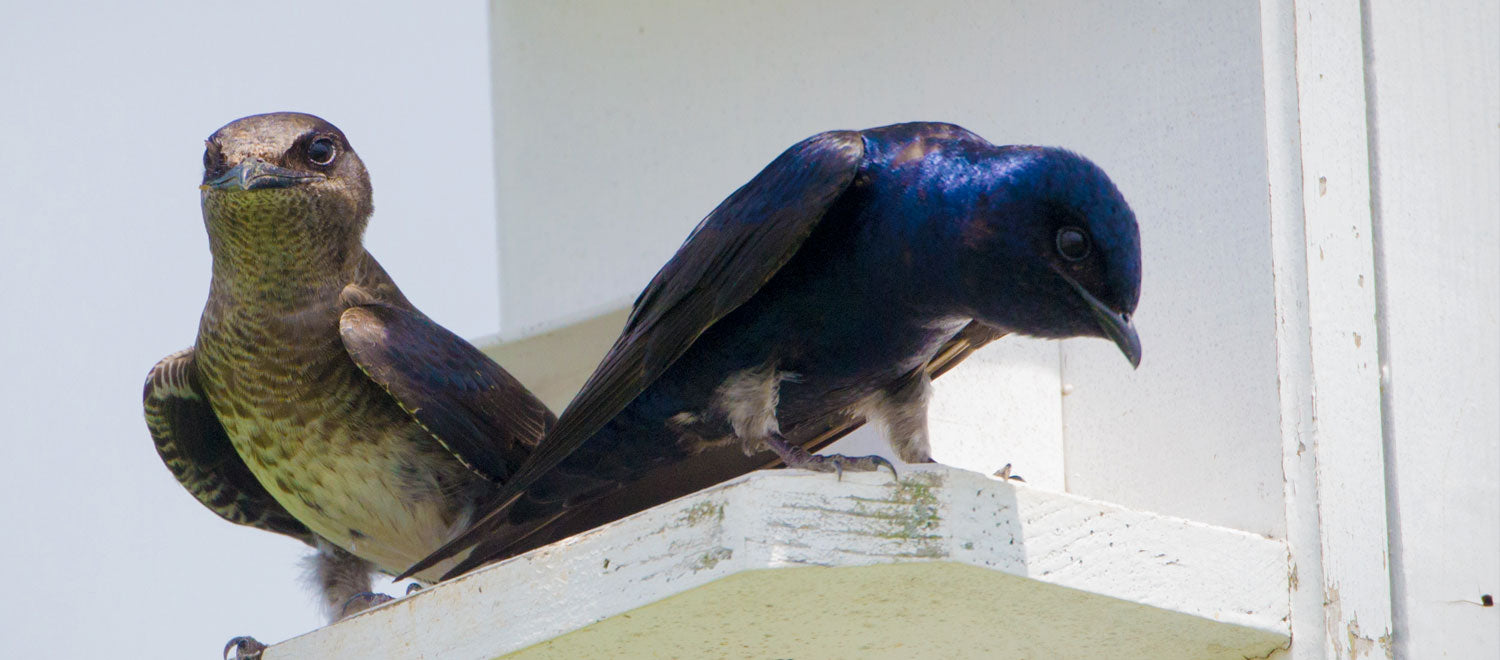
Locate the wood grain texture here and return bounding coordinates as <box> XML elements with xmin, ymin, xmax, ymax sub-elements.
<box><xmin>1365</xmin><ymin>0</ymin><xmax>1500</xmax><ymax>656</ymax></box>
<box><xmin>265</xmin><ymin>467</ymin><xmax>1288</xmax><ymax>659</ymax></box>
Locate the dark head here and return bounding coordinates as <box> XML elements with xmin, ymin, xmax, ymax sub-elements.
<box><xmin>200</xmin><ymin>112</ymin><xmax>372</xmax><ymax>279</ymax></box>
<box><xmin>954</xmin><ymin>146</ymin><xmax>1142</xmax><ymax>367</ymax></box>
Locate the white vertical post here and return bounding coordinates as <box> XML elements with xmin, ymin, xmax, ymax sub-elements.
<box><xmin>1261</xmin><ymin>0</ymin><xmax>1324</xmax><ymax>656</ymax></box>
<box><xmin>1279</xmin><ymin>0</ymin><xmax>1395</xmax><ymax>657</ymax></box>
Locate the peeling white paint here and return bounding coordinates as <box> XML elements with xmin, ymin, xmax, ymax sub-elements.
<box><xmin>266</xmin><ymin>468</ymin><xmax>1289</xmax><ymax>659</ymax></box>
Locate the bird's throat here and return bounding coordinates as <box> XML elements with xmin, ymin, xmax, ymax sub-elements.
<box><xmin>203</xmin><ymin>191</ymin><xmax>361</xmax><ymax>306</ymax></box>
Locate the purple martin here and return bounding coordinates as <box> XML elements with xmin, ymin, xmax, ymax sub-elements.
<box><xmin>404</xmin><ymin>122</ymin><xmax>1141</xmax><ymax>580</ymax></box>
<box><xmin>142</xmin><ymin>113</ymin><xmax>554</xmax><ymax>631</ymax></box>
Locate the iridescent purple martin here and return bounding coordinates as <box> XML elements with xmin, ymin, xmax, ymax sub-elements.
<box><xmin>142</xmin><ymin>113</ymin><xmax>554</xmax><ymax>634</ymax></box>
<box><xmin>405</xmin><ymin>121</ymin><xmax>1142</xmax><ymax>579</ymax></box>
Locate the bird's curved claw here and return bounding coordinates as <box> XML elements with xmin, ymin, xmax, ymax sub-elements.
<box><xmin>339</xmin><ymin>591</ymin><xmax>395</xmax><ymax>619</ymax></box>
<box><xmin>843</xmin><ymin>454</ymin><xmax>899</xmax><ymax>481</ymax></box>
<box><xmin>992</xmin><ymin>463</ymin><xmax>1026</xmax><ymax>482</ymax></box>
<box><xmin>224</xmin><ymin>636</ymin><xmax>267</xmax><ymax>660</ymax></box>
<box><xmin>793</xmin><ymin>452</ymin><xmax>900</xmax><ymax>481</ymax></box>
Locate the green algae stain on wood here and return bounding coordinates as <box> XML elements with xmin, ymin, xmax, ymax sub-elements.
<box><xmin>837</xmin><ymin>472</ymin><xmax>946</xmax><ymax>556</ymax></box>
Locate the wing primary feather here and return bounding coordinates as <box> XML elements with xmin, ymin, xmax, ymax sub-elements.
<box><xmin>398</xmin><ymin>131</ymin><xmax>867</xmax><ymax>580</ymax></box>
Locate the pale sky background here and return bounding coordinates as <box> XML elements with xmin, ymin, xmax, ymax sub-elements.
<box><xmin>0</xmin><ymin>3</ymin><xmax>499</xmax><ymax>658</ymax></box>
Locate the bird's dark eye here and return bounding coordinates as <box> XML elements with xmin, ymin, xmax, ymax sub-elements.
<box><xmin>1056</xmin><ymin>227</ymin><xmax>1091</xmax><ymax>261</ymax></box>
<box><xmin>306</xmin><ymin>137</ymin><xmax>337</xmax><ymax>166</ymax></box>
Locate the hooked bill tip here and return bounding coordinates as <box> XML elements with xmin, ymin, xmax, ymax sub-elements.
<box><xmin>1055</xmin><ymin>269</ymin><xmax>1142</xmax><ymax>369</ymax></box>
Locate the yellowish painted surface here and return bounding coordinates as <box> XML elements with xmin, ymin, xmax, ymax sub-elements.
<box><xmin>266</xmin><ymin>468</ymin><xmax>1287</xmax><ymax>660</ymax></box>
<box><xmin>502</xmin><ymin>563</ymin><xmax>1287</xmax><ymax>660</ymax></box>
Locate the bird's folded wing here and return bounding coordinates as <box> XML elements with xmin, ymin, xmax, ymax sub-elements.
<box><xmin>399</xmin><ymin>130</ymin><xmax>868</xmax><ymax>580</ymax></box>
<box><xmin>339</xmin><ymin>302</ymin><xmax>555</xmax><ymax>485</ymax></box>
<box><xmin>143</xmin><ymin>349</ymin><xmax>314</xmax><ymax>545</ymax></box>
<box><xmin>433</xmin><ymin>320</ymin><xmax>1008</xmax><ymax>577</ymax></box>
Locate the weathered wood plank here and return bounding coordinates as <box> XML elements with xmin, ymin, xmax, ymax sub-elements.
<box><xmin>266</xmin><ymin>467</ymin><xmax>1288</xmax><ymax>659</ymax></box>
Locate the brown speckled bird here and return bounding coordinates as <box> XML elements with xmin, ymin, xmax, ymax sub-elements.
<box><xmin>142</xmin><ymin>113</ymin><xmax>553</xmax><ymax>633</ymax></box>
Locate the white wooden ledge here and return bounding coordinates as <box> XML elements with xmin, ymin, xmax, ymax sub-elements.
<box><xmin>265</xmin><ymin>467</ymin><xmax>1289</xmax><ymax>659</ymax></box>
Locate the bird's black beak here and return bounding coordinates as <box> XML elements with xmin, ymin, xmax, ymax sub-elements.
<box><xmin>1057</xmin><ymin>271</ymin><xmax>1142</xmax><ymax>368</ymax></box>
<box><xmin>203</xmin><ymin>157</ymin><xmax>324</xmax><ymax>191</ymax></box>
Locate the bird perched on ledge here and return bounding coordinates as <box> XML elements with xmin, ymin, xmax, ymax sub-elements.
<box><xmin>405</xmin><ymin>121</ymin><xmax>1142</xmax><ymax>580</ymax></box>
<box><xmin>142</xmin><ymin>113</ymin><xmax>554</xmax><ymax>638</ymax></box>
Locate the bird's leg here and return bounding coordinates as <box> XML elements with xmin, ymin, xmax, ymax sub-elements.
<box><xmin>714</xmin><ymin>365</ymin><xmax>896</xmax><ymax>478</ymax></box>
<box><xmin>763</xmin><ymin>432</ymin><xmax>898</xmax><ymax>479</ymax></box>
<box><xmin>224</xmin><ymin>636</ymin><xmax>267</xmax><ymax>660</ymax></box>
<box><xmin>307</xmin><ymin>538</ymin><xmax>382</xmax><ymax>621</ymax></box>
<box><xmin>869</xmin><ymin>368</ymin><xmax>935</xmax><ymax>464</ymax></box>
